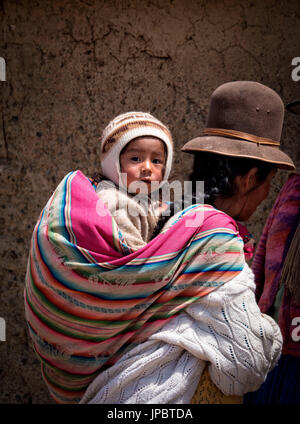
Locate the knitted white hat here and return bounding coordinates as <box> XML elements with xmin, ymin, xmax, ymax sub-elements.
<box><xmin>99</xmin><ymin>111</ymin><xmax>173</xmax><ymax>191</ymax></box>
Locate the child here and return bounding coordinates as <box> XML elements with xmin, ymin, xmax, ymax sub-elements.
<box><xmin>94</xmin><ymin>111</ymin><xmax>173</xmax><ymax>251</ymax></box>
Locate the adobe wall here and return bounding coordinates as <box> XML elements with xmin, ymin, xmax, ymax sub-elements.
<box><xmin>0</xmin><ymin>0</ymin><xmax>299</xmax><ymax>403</ymax></box>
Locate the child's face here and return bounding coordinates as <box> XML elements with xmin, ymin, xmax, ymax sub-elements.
<box><xmin>120</xmin><ymin>137</ymin><xmax>166</xmax><ymax>193</ymax></box>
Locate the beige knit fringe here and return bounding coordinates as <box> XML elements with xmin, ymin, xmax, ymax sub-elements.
<box><xmin>280</xmin><ymin>222</ymin><xmax>300</xmax><ymax>304</ymax></box>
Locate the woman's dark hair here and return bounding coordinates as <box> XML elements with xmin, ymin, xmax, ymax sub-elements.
<box><xmin>189</xmin><ymin>152</ymin><xmax>275</xmax><ymax>204</ymax></box>
<box><xmin>151</xmin><ymin>152</ymin><xmax>275</xmax><ymax>239</ymax></box>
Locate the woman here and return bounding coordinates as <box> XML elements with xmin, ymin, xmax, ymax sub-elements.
<box><xmin>244</xmin><ymin>100</ymin><xmax>300</xmax><ymax>404</ymax></box>
<box><xmin>79</xmin><ymin>81</ymin><xmax>295</xmax><ymax>404</ymax></box>
<box><xmin>25</xmin><ymin>81</ymin><xmax>294</xmax><ymax>404</ymax></box>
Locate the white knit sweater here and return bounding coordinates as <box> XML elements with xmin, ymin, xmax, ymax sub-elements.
<box><xmin>80</xmin><ymin>264</ymin><xmax>282</xmax><ymax>404</ymax></box>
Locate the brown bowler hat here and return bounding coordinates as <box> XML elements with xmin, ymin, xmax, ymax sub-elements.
<box><xmin>181</xmin><ymin>81</ymin><xmax>295</xmax><ymax>170</ymax></box>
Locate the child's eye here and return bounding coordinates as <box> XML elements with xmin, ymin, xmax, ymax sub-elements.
<box><xmin>152</xmin><ymin>158</ymin><xmax>163</xmax><ymax>164</ymax></box>
<box><xmin>130</xmin><ymin>156</ymin><xmax>140</xmax><ymax>162</ymax></box>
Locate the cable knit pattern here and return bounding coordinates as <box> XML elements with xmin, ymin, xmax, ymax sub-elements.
<box><xmin>80</xmin><ymin>264</ymin><xmax>282</xmax><ymax>404</ymax></box>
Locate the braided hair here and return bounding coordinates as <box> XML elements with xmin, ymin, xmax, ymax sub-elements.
<box><xmin>151</xmin><ymin>152</ymin><xmax>275</xmax><ymax>239</ymax></box>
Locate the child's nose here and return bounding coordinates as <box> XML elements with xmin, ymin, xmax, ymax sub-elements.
<box><xmin>141</xmin><ymin>159</ymin><xmax>152</xmax><ymax>173</ymax></box>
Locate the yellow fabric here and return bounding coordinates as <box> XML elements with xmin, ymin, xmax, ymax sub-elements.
<box><xmin>190</xmin><ymin>366</ymin><xmax>243</xmax><ymax>404</ymax></box>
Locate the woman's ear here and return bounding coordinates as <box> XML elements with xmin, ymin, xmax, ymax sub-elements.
<box><xmin>235</xmin><ymin>167</ymin><xmax>258</xmax><ymax>194</ymax></box>
<box><xmin>245</xmin><ymin>167</ymin><xmax>259</xmax><ymax>191</ymax></box>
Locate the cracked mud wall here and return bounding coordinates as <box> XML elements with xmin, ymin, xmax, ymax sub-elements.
<box><xmin>0</xmin><ymin>0</ymin><xmax>299</xmax><ymax>404</ymax></box>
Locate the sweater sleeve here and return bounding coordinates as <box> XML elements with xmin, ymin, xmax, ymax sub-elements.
<box><xmin>80</xmin><ymin>264</ymin><xmax>282</xmax><ymax>403</ymax></box>
<box><xmin>182</xmin><ymin>263</ymin><xmax>283</xmax><ymax>395</ymax></box>
<box><xmin>79</xmin><ymin>205</ymin><xmax>282</xmax><ymax>403</ymax></box>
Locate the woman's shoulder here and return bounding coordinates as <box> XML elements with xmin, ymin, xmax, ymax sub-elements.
<box><xmin>162</xmin><ymin>203</ymin><xmax>238</xmax><ymax>234</ymax></box>
<box><xmin>185</xmin><ymin>203</ymin><xmax>239</xmax><ymax>233</ymax></box>
<box><xmin>202</xmin><ymin>204</ymin><xmax>238</xmax><ymax>231</ymax></box>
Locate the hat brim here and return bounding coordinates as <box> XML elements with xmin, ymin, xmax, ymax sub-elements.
<box><xmin>286</xmin><ymin>100</ymin><xmax>300</xmax><ymax>115</ymax></box>
<box><xmin>181</xmin><ymin>136</ymin><xmax>295</xmax><ymax>171</ymax></box>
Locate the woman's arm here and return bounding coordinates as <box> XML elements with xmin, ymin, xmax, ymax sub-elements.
<box><xmin>80</xmin><ymin>264</ymin><xmax>282</xmax><ymax>403</ymax></box>
<box><xmin>181</xmin><ymin>263</ymin><xmax>282</xmax><ymax>396</ymax></box>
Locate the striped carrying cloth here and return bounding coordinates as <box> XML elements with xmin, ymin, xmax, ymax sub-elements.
<box><xmin>24</xmin><ymin>170</ymin><xmax>245</xmax><ymax>403</ymax></box>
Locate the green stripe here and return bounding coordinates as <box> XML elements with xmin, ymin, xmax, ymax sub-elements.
<box><xmin>26</xmin><ymin>290</ymin><xmax>109</xmax><ymax>342</ymax></box>
<box><xmin>27</xmin><ymin>276</ymin><xmax>132</xmax><ymax>342</ymax></box>
<box><xmin>28</xmin><ymin>263</ymin><xmax>132</xmax><ymax>326</ymax></box>
<box><xmin>42</xmin><ymin>363</ymin><xmax>96</xmax><ymax>393</ymax></box>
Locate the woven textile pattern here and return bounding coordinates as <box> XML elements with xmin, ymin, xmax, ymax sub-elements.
<box><xmin>252</xmin><ymin>172</ymin><xmax>300</xmax><ymax>356</ymax></box>
<box><xmin>24</xmin><ymin>170</ymin><xmax>245</xmax><ymax>403</ymax></box>
<box><xmin>80</xmin><ymin>264</ymin><xmax>282</xmax><ymax>404</ymax></box>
